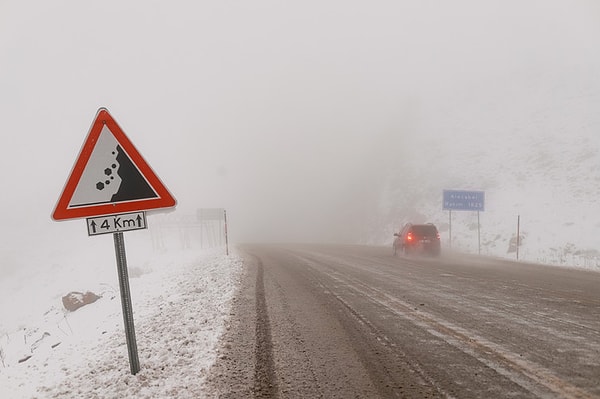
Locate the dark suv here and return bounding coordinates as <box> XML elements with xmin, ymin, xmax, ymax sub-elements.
<box><xmin>393</xmin><ymin>223</ymin><xmax>441</xmax><ymax>256</ymax></box>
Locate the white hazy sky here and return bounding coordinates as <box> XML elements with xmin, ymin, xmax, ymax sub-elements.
<box><xmin>1</xmin><ymin>0</ymin><xmax>599</xmax><ymax>248</ymax></box>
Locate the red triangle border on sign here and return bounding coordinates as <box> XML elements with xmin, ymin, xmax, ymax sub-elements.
<box><xmin>52</xmin><ymin>108</ymin><xmax>177</xmax><ymax>221</ymax></box>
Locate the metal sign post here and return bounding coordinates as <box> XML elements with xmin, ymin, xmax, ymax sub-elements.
<box><xmin>516</xmin><ymin>215</ymin><xmax>521</xmax><ymax>260</ymax></box>
<box><xmin>449</xmin><ymin>210</ymin><xmax>452</xmax><ymax>249</ymax></box>
<box><xmin>113</xmin><ymin>232</ymin><xmax>140</xmax><ymax>375</ymax></box>
<box><xmin>52</xmin><ymin>109</ymin><xmax>177</xmax><ymax>376</ymax></box>
<box><xmin>224</xmin><ymin>209</ymin><xmax>229</xmax><ymax>256</ymax></box>
<box><xmin>478</xmin><ymin>211</ymin><xmax>481</xmax><ymax>255</ymax></box>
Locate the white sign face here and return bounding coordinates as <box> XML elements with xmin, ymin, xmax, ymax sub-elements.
<box><xmin>87</xmin><ymin>211</ymin><xmax>147</xmax><ymax>236</ymax></box>
<box><xmin>71</xmin><ymin>125</ymin><xmax>125</xmax><ymax>207</ymax></box>
<box><xmin>53</xmin><ymin>108</ymin><xmax>176</xmax><ymax>221</ymax></box>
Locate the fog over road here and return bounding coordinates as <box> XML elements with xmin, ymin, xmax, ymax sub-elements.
<box><xmin>206</xmin><ymin>245</ymin><xmax>600</xmax><ymax>398</ymax></box>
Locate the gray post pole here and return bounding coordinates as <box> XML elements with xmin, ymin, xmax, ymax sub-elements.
<box><xmin>113</xmin><ymin>232</ymin><xmax>140</xmax><ymax>375</ymax></box>
<box><xmin>516</xmin><ymin>215</ymin><xmax>520</xmax><ymax>261</ymax></box>
<box><xmin>220</xmin><ymin>217</ymin><xmax>223</xmax><ymax>246</ymax></box>
<box><xmin>478</xmin><ymin>211</ymin><xmax>481</xmax><ymax>255</ymax></box>
<box><xmin>224</xmin><ymin>209</ymin><xmax>229</xmax><ymax>256</ymax></box>
<box><xmin>449</xmin><ymin>210</ymin><xmax>452</xmax><ymax>250</ymax></box>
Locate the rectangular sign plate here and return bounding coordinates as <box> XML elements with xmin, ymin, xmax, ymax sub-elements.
<box><xmin>443</xmin><ymin>190</ymin><xmax>485</xmax><ymax>211</ymax></box>
<box><xmin>87</xmin><ymin>211</ymin><xmax>147</xmax><ymax>236</ymax></box>
<box><xmin>197</xmin><ymin>208</ymin><xmax>225</xmax><ymax>222</ymax></box>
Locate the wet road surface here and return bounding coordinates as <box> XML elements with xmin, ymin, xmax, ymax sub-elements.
<box><xmin>205</xmin><ymin>245</ymin><xmax>600</xmax><ymax>398</ymax></box>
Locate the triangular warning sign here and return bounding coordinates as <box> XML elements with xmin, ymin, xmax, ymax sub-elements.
<box><xmin>52</xmin><ymin>108</ymin><xmax>176</xmax><ymax>220</ymax></box>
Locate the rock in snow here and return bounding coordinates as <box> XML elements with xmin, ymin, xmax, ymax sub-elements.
<box><xmin>61</xmin><ymin>291</ymin><xmax>101</xmax><ymax>312</ymax></box>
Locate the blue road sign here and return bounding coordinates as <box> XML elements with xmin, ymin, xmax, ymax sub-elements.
<box><xmin>443</xmin><ymin>190</ymin><xmax>485</xmax><ymax>211</ymax></box>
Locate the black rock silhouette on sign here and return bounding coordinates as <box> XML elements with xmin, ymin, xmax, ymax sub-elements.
<box><xmin>111</xmin><ymin>145</ymin><xmax>158</xmax><ymax>202</ymax></box>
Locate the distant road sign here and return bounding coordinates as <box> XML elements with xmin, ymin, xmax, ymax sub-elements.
<box><xmin>53</xmin><ymin>108</ymin><xmax>176</xmax><ymax>221</ymax></box>
<box><xmin>443</xmin><ymin>190</ymin><xmax>485</xmax><ymax>211</ymax></box>
<box><xmin>87</xmin><ymin>211</ymin><xmax>147</xmax><ymax>236</ymax></box>
<box><xmin>197</xmin><ymin>208</ymin><xmax>225</xmax><ymax>222</ymax></box>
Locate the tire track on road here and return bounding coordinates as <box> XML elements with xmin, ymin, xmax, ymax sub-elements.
<box><xmin>253</xmin><ymin>257</ymin><xmax>279</xmax><ymax>398</ymax></box>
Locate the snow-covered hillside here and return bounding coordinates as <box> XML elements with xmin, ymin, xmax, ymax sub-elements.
<box><xmin>372</xmin><ymin>70</ymin><xmax>600</xmax><ymax>271</ymax></box>
<box><xmin>0</xmin><ymin>226</ymin><xmax>241</xmax><ymax>398</ymax></box>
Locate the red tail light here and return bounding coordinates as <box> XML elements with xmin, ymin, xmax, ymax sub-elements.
<box><xmin>406</xmin><ymin>232</ymin><xmax>413</xmax><ymax>242</ymax></box>
<box><xmin>436</xmin><ymin>232</ymin><xmax>440</xmax><ymax>240</ymax></box>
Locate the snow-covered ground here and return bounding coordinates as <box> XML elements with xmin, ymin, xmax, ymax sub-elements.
<box><xmin>0</xmin><ymin>226</ymin><xmax>241</xmax><ymax>399</ymax></box>
<box><xmin>369</xmin><ymin>77</ymin><xmax>600</xmax><ymax>272</ymax></box>
<box><xmin>1</xmin><ymin>1</ymin><xmax>598</xmax><ymax>397</ymax></box>
<box><xmin>2</xmin><ymin>196</ymin><xmax>600</xmax><ymax>399</ymax></box>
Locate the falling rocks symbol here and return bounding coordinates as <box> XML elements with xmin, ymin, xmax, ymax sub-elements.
<box><xmin>110</xmin><ymin>145</ymin><xmax>158</xmax><ymax>202</ymax></box>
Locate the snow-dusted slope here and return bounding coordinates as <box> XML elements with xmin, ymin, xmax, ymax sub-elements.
<box><xmin>0</xmin><ymin>228</ymin><xmax>241</xmax><ymax>398</ymax></box>
<box><xmin>374</xmin><ymin>71</ymin><xmax>600</xmax><ymax>270</ymax></box>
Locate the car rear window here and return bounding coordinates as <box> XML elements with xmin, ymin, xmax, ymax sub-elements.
<box><xmin>412</xmin><ymin>225</ymin><xmax>438</xmax><ymax>236</ymax></box>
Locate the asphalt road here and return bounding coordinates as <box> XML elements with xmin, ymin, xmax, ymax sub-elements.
<box><xmin>205</xmin><ymin>245</ymin><xmax>600</xmax><ymax>398</ymax></box>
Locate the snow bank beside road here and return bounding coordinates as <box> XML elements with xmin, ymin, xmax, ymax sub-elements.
<box><xmin>0</xmin><ymin>248</ymin><xmax>242</xmax><ymax>399</ymax></box>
